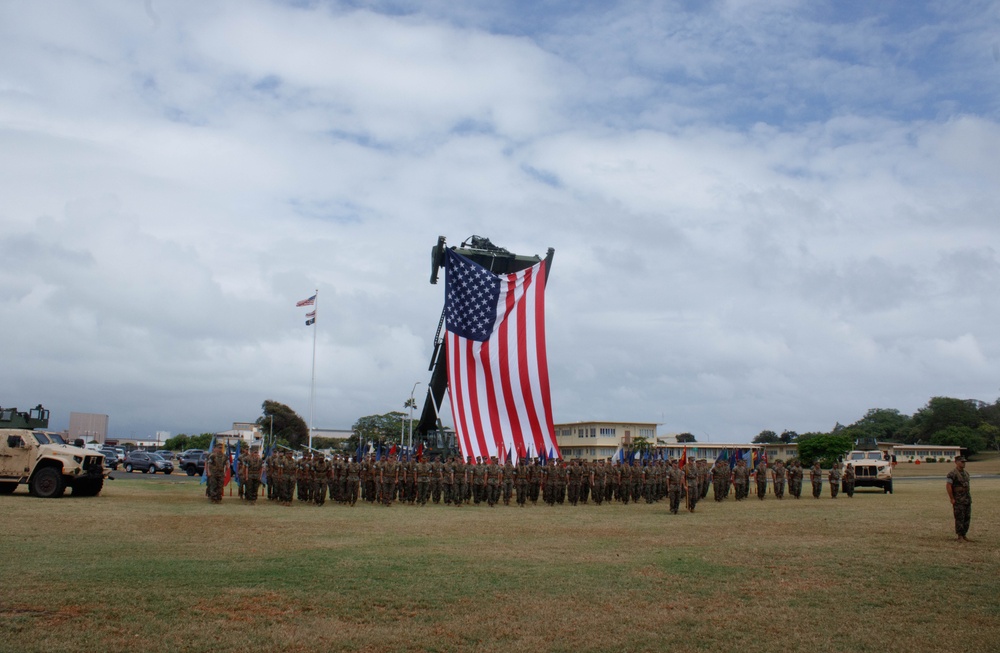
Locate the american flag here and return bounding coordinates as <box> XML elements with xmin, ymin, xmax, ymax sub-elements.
<box><xmin>296</xmin><ymin>294</ymin><xmax>316</xmax><ymax>307</ymax></box>
<box><xmin>443</xmin><ymin>249</ymin><xmax>559</xmax><ymax>463</ymax></box>
<box><xmin>305</xmin><ymin>310</ymin><xmax>316</xmax><ymax>319</ymax></box>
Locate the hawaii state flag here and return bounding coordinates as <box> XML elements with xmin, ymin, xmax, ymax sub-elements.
<box><xmin>443</xmin><ymin>249</ymin><xmax>558</xmax><ymax>463</ymax></box>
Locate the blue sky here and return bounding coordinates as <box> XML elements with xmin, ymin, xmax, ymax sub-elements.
<box><xmin>1</xmin><ymin>0</ymin><xmax>998</xmax><ymax>441</ymax></box>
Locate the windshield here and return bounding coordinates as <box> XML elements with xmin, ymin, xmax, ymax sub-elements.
<box><xmin>148</xmin><ymin>453</ymin><xmax>164</xmax><ymax>461</ymax></box>
<box><xmin>850</xmin><ymin>452</ymin><xmax>865</xmax><ymax>460</ymax></box>
<box><xmin>34</xmin><ymin>433</ymin><xmax>50</xmax><ymax>444</ymax></box>
<box><xmin>49</xmin><ymin>434</ymin><xmax>66</xmax><ymax>444</ymax></box>
<box><xmin>867</xmin><ymin>452</ymin><xmax>883</xmax><ymax>460</ymax></box>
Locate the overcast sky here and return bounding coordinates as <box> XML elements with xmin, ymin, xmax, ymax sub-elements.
<box><xmin>2</xmin><ymin>0</ymin><xmax>999</xmax><ymax>441</ymax></box>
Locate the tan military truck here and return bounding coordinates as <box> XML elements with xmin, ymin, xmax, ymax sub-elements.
<box><xmin>842</xmin><ymin>438</ymin><xmax>893</xmax><ymax>494</ymax></box>
<box><xmin>0</xmin><ymin>405</ymin><xmax>109</xmax><ymax>498</ymax></box>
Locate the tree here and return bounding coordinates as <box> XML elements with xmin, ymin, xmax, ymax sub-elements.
<box><xmin>911</xmin><ymin>397</ymin><xmax>981</xmax><ymax>443</ymax></box>
<box><xmin>675</xmin><ymin>433</ymin><xmax>697</xmax><ymax>443</ymax></box>
<box><xmin>163</xmin><ymin>433</ymin><xmax>189</xmax><ymax>451</ymax></box>
<box><xmin>796</xmin><ymin>433</ymin><xmax>853</xmax><ymax>468</ymax></box>
<box><xmin>256</xmin><ymin>400</ymin><xmax>309</xmax><ymax>449</ymax></box>
<box><xmin>779</xmin><ymin>430</ymin><xmax>798</xmax><ymax>443</ymax></box>
<box><xmin>848</xmin><ymin>408</ymin><xmax>912</xmax><ymax>442</ymax></box>
<box><xmin>351</xmin><ymin>411</ymin><xmax>407</xmax><ymax>447</ymax></box>
<box><xmin>631</xmin><ymin>436</ymin><xmax>652</xmax><ymax>452</ymax></box>
<box><xmin>752</xmin><ymin>430</ymin><xmax>780</xmax><ymax>444</ymax></box>
<box><xmin>930</xmin><ymin>426</ymin><xmax>987</xmax><ymax>457</ymax></box>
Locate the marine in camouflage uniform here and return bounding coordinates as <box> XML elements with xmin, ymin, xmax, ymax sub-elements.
<box><xmin>567</xmin><ymin>459</ymin><xmax>582</xmax><ymax>506</ymax></box>
<box><xmin>472</xmin><ymin>458</ymin><xmax>487</xmax><ymax>505</ymax></box>
<box><xmin>416</xmin><ymin>458</ymin><xmax>431</xmax><ymax>505</ymax></box>
<box><xmin>810</xmin><ymin>461</ymin><xmax>823</xmax><ymax>499</ymax></box>
<box><xmin>842</xmin><ymin>463</ymin><xmax>855</xmax><ymax>498</ymax></box>
<box><xmin>243</xmin><ymin>448</ymin><xmax>263</xmax><ymax>503</ymax></box>
<box><xmin>617</xmin><ymin>463</ymin><xmax>630</xmax><ymax>505</ymax></box>
<box><xmin>755</xmin><ymin>459</ymin><xmax>768</xmax><ymax>500</ymax></box>
<box><xmin>308</xmin><ymin>454</ymin><xmax>327</xmax><ymax>506</ymax></box>
<box><xmin>667</xmin><ymin>460</ymin><xmax>684</xmax><ymax>514</ymax></box>
<box><xmin>698</xmin><ymin>460</ymin><xmax>710</xmax><ymax>500</ymax></box>
<box><xmin>591</xmin><ymin>460</ymin><xmax>605</xmax><ymax>506</ymax></box>
<box><xmin>501</xmin><ymin>458</ymin><xmax>514</xmax><ymax>506</ymax></box>
<box><xmin>946</xmin><ymin>456</ymin><xmax>971</xmax><ymax>541</ymax></box>
<box><xmin>297</xmin><ymin>451</ymin><xmax>312</xmax><ymax>503</ymax></box>
<box><xmin>772</xmin><ymin>460</ymin><xmax>786</xmax><ymax>499</ymax></box>
<box><xmin>788</xmin><ymin>460</ymin><xmax>803</xmax><ymax>499</ymax></box>
<box><xmin>281</xmin><ymin>450</ymin><xmax>297</xmax><ymax>505</ymax></box>
<box><xmin>528</xmin><ymin>459</ymin><xmax>541</xmax><ymax>505</ymax></box>
<box><xmin>430</xmin><ymin>456</ymin><xmax>444</xmax><ymax>504</ymax></box>
<box><xmin>732</xmin><ymin>459</ymin><xmax>749</xmax><ymax>501</ymax></box>
<box><xmin>206</xmin><ymin>443</ymin><xmax>227</xmax><ymax>504</ymax></box>
<box><xmin>712</xmin><ymin>460</ymin><xmax>728</xmax><ymax>502</ymax></box>
<box><xmin>345</xmin><ymin>458</ymin><xmax>361</xmax><ymax>506</ymax></box>
<box><xmin>827</xmin><ymin>465</ymin><xmax>841</xmax><ymax>499</ymax></box>
<box><xmin>684</xmin><ymin>459</ymin><xmax>699</xmax><ymax>512</ymax></box>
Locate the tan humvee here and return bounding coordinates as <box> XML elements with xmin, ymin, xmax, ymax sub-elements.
<box><xmin>0</xmin><ymin>405</ymin><xmax>109</xmax><ymax>498</ymax></box>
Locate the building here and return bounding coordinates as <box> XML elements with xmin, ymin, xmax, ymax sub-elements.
<box><xmin>555</xmin><ymin>421</ymin><xmax>659</xmax><ymax>460</ymax></box>
<box><xmin>216</xmin><ymin>422</ymin><xmax>263</xmax><ymax>447</ymax></box>
<box><xmin>68</xmin><ymin>412</ymin><xmax>109</xmax><ymax>444</ymax></box>
<box><xmin>889</xmin><ymin>444</ymin><xmax>962</xmax><ymax>463</ymax></box>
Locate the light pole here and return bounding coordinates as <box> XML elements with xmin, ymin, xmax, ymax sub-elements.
<box><xmin>409</xmin><ymin>381</ymin><xmax>421</xmax><ymax>450</ymax></box>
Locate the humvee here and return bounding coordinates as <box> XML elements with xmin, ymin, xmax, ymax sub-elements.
<box><xmin>842</xmin><ymin>437</ymin><xmax>893</xmax><ymax>494</ymax></box>
<box><xmin>0</xmin><ymin>405</ymin><xmax>109</xmax><ymax>498</ymax></box>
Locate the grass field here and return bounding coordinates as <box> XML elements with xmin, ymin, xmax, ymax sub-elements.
<box><xmin>1</xmin><ymin>471</ymin><xmax>998</xmax><ymax>653</ymax></box>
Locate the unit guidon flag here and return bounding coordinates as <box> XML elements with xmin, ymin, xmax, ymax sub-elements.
<box><xmin>443</xmin><ymin>249</ymin><xmax>559</xmax><ymax>462</ymax></box>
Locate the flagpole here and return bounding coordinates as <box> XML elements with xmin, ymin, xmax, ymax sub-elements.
<box><xmin>309</xmin><ymin>288</ymin><xmax>318</xmax><ymax>450</ymax></box>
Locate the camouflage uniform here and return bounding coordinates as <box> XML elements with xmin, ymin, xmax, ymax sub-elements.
<box><xmin>243</xmin><ymin>450</ymin><xmax>263</xmax><ymax>503</ymax></box>
<box><xmin>828</xmin><ymin>466</ymin><xmax>841</xmax><ymax>499</ymax></box>
<box><xmin>712</xmin><ymin>460</ymin><xmax>728</xmax><ymax>502</ymax></box>
<box><xmin>684</xmin><ymin>460</ymin><xmax>699</xmax><ymax>512</ymax></box>
<box><xmin>667</xmin><ymin>461</ymin><xmax>684</xmax><ymax>514</ymax></box>
<box><xmin>842</xmin><ymin>463</ymin><xmax>855</xmax><ymax>498</ymax></box>
<box><xmin>810</xmin><ymin>462</ymin><xmax>823</xmax><ymax>499</ymax></box>
<box><xmin>772</xmin><ymin>461</ymin><xmax>786</xmax><ymax>499</ymax></box>
<box><xmin>732</xmin><ymin>459</ymin><xmax>749</xmax><ymax>501</ymax></box>
<box><xmin>501</xmin><ymin>460</ymin><xmax>514</xmax><ymax>506</ymax></box>
<box><xmin>345</xmin><ymin>459</ymin><xmax>361</xmax><ymax>506</ymax></box>
<box><xmin>206</xmin><ymin>445</ymin><xmax>227</xmax><ymax>503</ymax></box>
<box><xmin>755</xmin><ymin>461</ymin><xmax>768</xmax><ymax>500</ymax></box>
<box><xmin>946</xmin><ymin>459</ymin><xmax>971</xmax><ymax>540</ymax></box>
<box><xmin>416</xmin><ymin>460</ymin><xmax>431</xmax><ymax>505</ymax></box>
<box><xmin>788</xmin><ymin>461</ymin><xmax>803</xmax><ymax>499</ymax></box>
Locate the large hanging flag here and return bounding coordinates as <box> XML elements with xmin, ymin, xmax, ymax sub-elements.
<box><xmin>296</xmin><ymin>294</ymin><xmax>316</xmax><ymax>307</ymax></box>
<box><xmin>443</xmin><ymin>249</ymin><xmax>559</xmax><ymax>463</ymax></box>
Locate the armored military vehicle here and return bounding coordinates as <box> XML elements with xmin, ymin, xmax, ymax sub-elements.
<box><xmin>0</xmin><ymin>405</ymin><xmax>108</xmax><ymax>497</ymax></box>
<box><xmin>842</xmin><ymin>437</ymin><xmax>893</xmax><ymax>494</ymax></box>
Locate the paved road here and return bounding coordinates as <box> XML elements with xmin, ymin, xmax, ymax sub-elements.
<box><xmin>108</xmin><ymin>468</ymin><xmax>201</xmax><ymax>482</ymax></box>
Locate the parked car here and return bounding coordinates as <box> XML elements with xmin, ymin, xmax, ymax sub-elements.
<box><xmin>100</xmin><ymin>448</ymin><xmax>120</xmax><ymax>470</ymax></box>
<box><xmin>154</xmin><ymin>450</ymin><xmax>174</xmax><ymax>461</ymax></box>
<box><xmin>178</xmin><ymin>451</ymin><xmax>206</xmax><ymax>476</ymax></box>
<box><xmin>123</xmin><ymin>451</ymin><xmax>174</xmax><ymax>474</ymax></box>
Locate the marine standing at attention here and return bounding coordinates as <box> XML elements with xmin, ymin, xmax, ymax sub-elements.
<box><xmin>810</xmin><ymin>461</ymin><xmax>823</xmax><ymax>499</ymax></box>
<box><xmin>946</xmin><ymin>455</ymin><xmax>972</xmax><ymax>542</ymax></box>
<box><xmin>206</xmin><ymin>442</ymin><xmax>227</xmax><ymax>504</ymax></box>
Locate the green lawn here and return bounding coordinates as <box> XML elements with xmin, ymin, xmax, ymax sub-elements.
<box><xmin>1</xmin><ymin>476</ymin><xmax>997</xmax><ymax>652</ymax></box>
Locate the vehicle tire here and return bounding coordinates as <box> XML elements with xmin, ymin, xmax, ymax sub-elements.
<box><xmin>125</xmin><ymin>464</ymin><xmax>133</xmax><ymax>473</ymax></box>
<box><xmin>0</xmin><ymin>482</ymin><xmax>17</xmax><ymax>495</ymax></box>
<box><xmin>147</xmin><ymin>467</ymin><xmax>153</xmax><ymax>474</ymax></box>
<box><xmin>164</xmin><ymin>470</ymin><xmax>172</xmax><ymax>475</ymax></box>
<box><xmin>29</xmin><ymin>466</ymin><xmax>66</xmax><ymax>498</ymax></box>
<box><xmin>186</xmin><ymin>467</ymin><xmax>195</xmax><ymax>477</ymax></box>
<box><xmin>71</xmin><ymin>477</ymin><xmax>104</xmax><ymax>497</ymax></box>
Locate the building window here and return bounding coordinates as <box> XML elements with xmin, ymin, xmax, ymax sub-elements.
<box><xmin>599</xmin><ymin>428</ymin><xmax>616</xmax><ymax>436</ymax></box>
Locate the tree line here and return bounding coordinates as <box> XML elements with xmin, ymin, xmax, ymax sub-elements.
<box><xmin>752</xmin><ymin>396</ymin><xmax>1000</xmax><ymax>461</ymax></box>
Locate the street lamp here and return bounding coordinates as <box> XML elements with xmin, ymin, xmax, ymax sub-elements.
<box><xmin>409</xmin><ymin>381</ymin><xmax>421</xmax><ymax>450</ymax></box>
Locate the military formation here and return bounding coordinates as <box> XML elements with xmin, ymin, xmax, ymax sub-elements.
<box><xmin>205</xmin><ymin>443</ymin><xmax>861</xmax><ymax>510</ymax></box>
